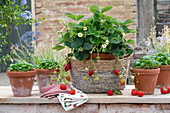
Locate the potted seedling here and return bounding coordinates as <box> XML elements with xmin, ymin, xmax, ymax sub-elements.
<box><xmin>153</xmin><ymin>52</ymin><xmax>170</xmax><ymax>88</ymax></box>
<box><xmin>7</xmin><ymin>61</ymin><xmax>35</xmax><ymax>97</ymax></box>
<box><xmin>130</xmin><ymin>56</ymin><xmax>160</xmax><ymax>94</ymax></box>
<box><xmin>36</xmin><ymin>59</ymin><xmax>60</xmax><ymax>92</ymax></box>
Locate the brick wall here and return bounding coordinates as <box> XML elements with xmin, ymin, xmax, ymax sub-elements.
<box><xmin>35</xmin><ymin>0</ymin><xmax>136</xmax><ymax>46</ymax></box>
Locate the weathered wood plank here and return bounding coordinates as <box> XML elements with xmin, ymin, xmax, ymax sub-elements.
<box><xmin>136</xmin><ymin>0</ymin><xmax>157</xmax><ymax>45</ymax></box>
<box><xmin>157</xmin><ymin>1</ymin><xmax>170</xmax><ymax>5</ymax></box>
<box><xmin>1</xmin><ymin>86</ymin><xmax>170</xmax><ymax>104</ymax></box>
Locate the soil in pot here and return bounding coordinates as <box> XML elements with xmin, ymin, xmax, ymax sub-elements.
<box><xmin>86</xmin><ymin>53</ymin><xmax>130</xmax><ymax>60</ymax></box>
<box><xmin>130</xmin><ymin>68</ymin><xmax>160</xmax><ymax>95</ymax></box>
<box><xmin>7</xmin><ymin>70</ymin><xmax>35</xmax><ymax>97</ymax></box>
<box><xmin>36</xmin><ymin>69</ymin><xmax>58</xmax><ymax>93</ymax></box>
<box><xmin>156</xmin><ymin>65</ymin><xmax>170</xmax><ymax>88</ymax></box>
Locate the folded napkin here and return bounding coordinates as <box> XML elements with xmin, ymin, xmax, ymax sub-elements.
<box><xmin>41</xmin><ymin>85</ymin><xmax>71</xmax><ymax>98</ymax></box>
<box><xmin>58</xmin><ymin>87</ymin><xmax>88</xmax><ymax>111</ymax></box>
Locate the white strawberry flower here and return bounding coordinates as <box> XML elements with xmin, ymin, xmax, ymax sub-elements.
<box><xmin>83</xmin><ymin>27</ymin><xmax>87</xmax><ymax>31</ymax></box>
<box><xmin>105</xmin><ymin>40</ymin><xmax>109</xmax><ymax>45</ymax></box>
<box><xmin>131</xmin><ymin>76</ymin><xmax>135</xmax><ymax>79</ymax></box>
<box><xmin>85</xmin><ymin>68</ymin><xmax>88</xmax><ymax>71</ymax></box>
<box><xmin>102</xmin><ymin>44</ymin><xmax>107</xmax><ymax>48</ymax></box>
<box><xmin>78</xmin><ymin>32</ymin><xmax>83</xmax><ymax>37</ymax></box>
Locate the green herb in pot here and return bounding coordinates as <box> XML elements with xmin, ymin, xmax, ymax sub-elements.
<box><xmin>7</xmin><ymin>61</ymin><xmax>34</xmax><ymax>72</ymax></box>
<box><xmin>133</xmin><ymin>56</ymin><xmax>160</xmax><ymax>69</ymax></box>
<box><xmin>153</xmin><ymin>52</ymin><xmax>170</xmax><ymax>65</ymax></box>
<box><xmin>36</xmin><ymin>59</ymin><xmax>59</xmax><ymax>69</ymax></box>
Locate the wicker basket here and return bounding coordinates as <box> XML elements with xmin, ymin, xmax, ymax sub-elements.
<box><xmin>70</xmin><ymin>55</ymin><xmax>131</xmax><ymax>93</ymax></box>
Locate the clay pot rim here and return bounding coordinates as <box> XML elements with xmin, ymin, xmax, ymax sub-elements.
<box><xmin>36</xmin><ymin>68</ymin><xmax>57</xmax><ymax>71</ymax></box>
<box><xmin>87</xmin><ymin>53</ymin><xmax>131</xmax><ymax>59</ymax></box>
<box><xmin>130</xmin><ymin>68</ymin><xmax>160</xmax><ymax>75</ymax></box>
<box><xmin>160</xmin><ymin>65</ymin><xmax>170</xmax><ymax>71</ymax></box>
<box><xmin>36</xmin><ymin>68</ymin><xmax>59</xmax><ymax>75</ymax></box>
<box><xmin>7</xmin><ymin>70</ymin><xmax>35</xmax><ymax>78</ymax></box>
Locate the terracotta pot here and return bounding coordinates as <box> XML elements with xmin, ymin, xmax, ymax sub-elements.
<box><xmin>130</xmin><ymin>68</ymin><xmax>160</xmax><ymax>95</ymax></box>
<box><xmin>36</xmin><ymin>69</ymin><xmax>58</xmax><ymax>93</ymax></box>
<box><xmin>7</xmin><ymin>70</ymin><xmax>35</xmax><ymax>97</ymax></box>
<box><xmin>87</xmin><ymin>53</ymin><xmax>130</xmax><ymax>60</ymax></box>
<box><xmin>156</xmin><ymin>65</ymin><xmax>170</xmax><ymax>88</ymax></box>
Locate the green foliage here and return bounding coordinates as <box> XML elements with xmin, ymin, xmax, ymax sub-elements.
<box><xmin>0</xmin><ymin>0</ymin><xmax>34</xmax><ymax>45</ymax></box>
<box><xmin>133</xmin><ymin>56</ymin><xmax>159</xmax><ymax>69</ymax></box>
<box><xmin>153</xmin><ymin>53</ymin><xmax>170</xmax><ymax>65</ymax></box>
<box><xmin>7</xmin><ymin>61</ymin><xmax>34</xmax><ymax>72</ymax></box>
<box><xmin>36</xmin><ymin>59</ymin><xmax>59</xmax><ymax>69</ymax></box>
<box><xmin>54</xmin><ymin>5</ymin><xmax>136</xmax><ymax>61</ymax></box>
<box><xmin>0</xmin><ymin>0</ymin><xmax>45</xmax><ymax>64</ymax></box>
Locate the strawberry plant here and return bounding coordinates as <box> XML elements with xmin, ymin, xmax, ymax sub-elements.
<box><xmin>53</xmin><ymin>5</ymin><xmax>136</xmax><ymax>61</ymax></box>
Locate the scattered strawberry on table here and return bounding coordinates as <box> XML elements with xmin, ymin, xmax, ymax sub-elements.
<box><xmin>60</xmin><ymin>84</ymin><xmax>67</xmax><ymax>90</ymax></box>
<box><xmin>107</xmin><ymin>90</ymin><xmax>122</xmax><ymax>96</ymax></box>
<box><xmin>137</xmin><ymin>91</ymin><xmax>144</xmax><ymax>97</ymax></box>
<box><xmin>160</xmin><ymin>87</ymin><xmax>168</xmax><ymax>94</ymax></box>
<box><xmin>131</xmin><ymin>89</ymin><xmax>138</xmax><ymax>96</ymax></box>
<box><xmin>131</xmin><ymin>89</ymin><xmax>144</xmax><ymax>97</ymax></box>
<box><xmin>107</xmin><ymin>89</ymin><xmax>113</xmax><ymax>96</ymax></box>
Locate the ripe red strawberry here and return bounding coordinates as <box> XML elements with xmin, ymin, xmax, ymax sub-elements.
<box><xmin>107</xmin><ymin>89</ymin><xmax>113</xmax><ymax>96</ymax></box>
<box><xmin>56</xmin><ymin>68</ymin><xmax>60</xmax><ymax>72</ymax></box>
<box><xmin>131</xmin><ymin>89</ymin><xmax>138</xmax><ymax>96</ymax></box>
<box><xmin>69</xmin><ymin>89</ymin><xmax>76</xmax><ymax>95</ymax></box>
<box><xmin>64</xmin><ymin>63</ymin><xmax>71</xmax><ymax>72</ymax></box>
<box><xmin>120</xmin><ymin>80</ymin><xmax>125</xmax><ymax>86</ymax></box>
<box><xmin>138</xmin><ymin>91</ymin><xmax>144</xmax><ymax>97</ymax></box>
<box><xmin>166</xmin><ymin>87</ymin><xmax>170</xmax><ymax>93</ymax></box>
<box><xmin>161</xmin><ymin>87</ymin><xmax>168</xmax><ymax>94</ymax></box>
<box><xmin>73</xmin><ymin>105</ymin><xmax>76</xmax><ymax>107</ymax></box>
<box><xmin>88</xmin><ymin>70</ymin><xmax>94</xmax><ymax>76</ymax></box>
<box><xmin>60</xmin><ymin>84</ymin><xmax>67</xmax><ymax>90</ymax></box>
<box><xmin>114</xmin><ymin>69</ymin><xmax>120</xmax><ymax>75</ymax></box>
<box><xmin>66</xmin><ymin>77</ymin><xmax>71</xmax><ymax>81</ymax></box>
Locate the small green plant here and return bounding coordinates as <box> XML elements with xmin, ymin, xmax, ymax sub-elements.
<box><xmin>153</xmin><ymin>52</ymin><xmax>170</xmax><ymax>65</ymax></box>
<box><xmin>139</xmin><ymin>19</ymin><xmax>170</xmax><ymax>55</ymax></box>
<box><xmin>36</xmin><ymin>59</ymin><xmax>59</xmax><ymax>69</ymax></box>
<box><xmin>133</xmin><ymin>55</ymin><xmax>160</xmax><ymax>69</ymax></box>
<box><xmin>7</xmin><ymin>61</ymin><xmax>34</xmax><ymax>72</ymax></box>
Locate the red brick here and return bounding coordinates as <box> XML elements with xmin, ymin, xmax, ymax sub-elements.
<box><xmin>55</xmin><ymin>1</ymin><xmax>75</xmax><ymax>6</ymax></box>
<box><xmin>43</xmin><ymin>1</ymin><xmax>54</xmax><ymax>8</ymax></box>
<box><xmin>64</xmin><ymin>6</ymin><xmax>88</xmax><ymax>13</ymax></box>
<box><xmin>35</xmin><ymin>2</ymin><xmax>42</xmax><ymax>8</ymax></box>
